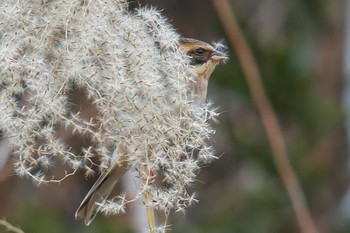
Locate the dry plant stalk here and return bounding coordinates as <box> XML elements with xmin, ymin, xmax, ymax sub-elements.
<box><xmin>212</xmin><ymin>1</ymin><xmax>319</xmax><ymax>233</ymax></box>
<box><xmin>0</xmin><ymin>219</ymin><xmax>25</xmax><ymax>233</ymax></box>
<box><xmin>0</xmin><ymin>0</ymin><xmax>220</xmax><ymax>232</ymax></box>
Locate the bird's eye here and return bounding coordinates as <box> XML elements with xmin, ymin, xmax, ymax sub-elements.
<box><xmin>195</xmin><ymin>48</ymin><xmax>205</xmax><ymax>55</ymax></box>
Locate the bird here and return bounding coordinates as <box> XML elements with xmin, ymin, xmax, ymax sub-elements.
<box><xmin>178</xmin><ymin>38</ymin><xmax>228</xmax><ymax>102</ymax></box>
<box><xmin>75</xmin><ymin>38</ymin><xmax>228</xmax><ymax>226</ymax></box>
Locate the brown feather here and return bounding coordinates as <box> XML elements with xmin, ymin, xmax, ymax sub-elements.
<box><xmin>75</xmin><ymin>164</ymin><xmax>126</xmax><ymax>225</ymax></box>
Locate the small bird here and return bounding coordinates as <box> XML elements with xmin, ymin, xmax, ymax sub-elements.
<box><xmin>178</xmin><ymin>38</ymin><xmax>228</xmax><ymax>102</ymax></box>
<box><xmin>75</xmin><ymin>38</ymin><xmax>228</xmax><ymax>225</ymax></box>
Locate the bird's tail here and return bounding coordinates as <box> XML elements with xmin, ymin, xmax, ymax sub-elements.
<box><xmin>75</xmin><ymin>164</ymin><xmax>126</xmax><ymax>225</ymax></box>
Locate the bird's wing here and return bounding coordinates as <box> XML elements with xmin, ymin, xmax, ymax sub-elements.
<box><xmin>75</xmin><ymin>163</ymin><xmax>126</xmax><ymax>225</ymax></box>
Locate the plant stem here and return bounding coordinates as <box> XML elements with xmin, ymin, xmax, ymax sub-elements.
<box><xmin>211</xmin><ymin>1</ymin><xmax>319</xmax><ymax>233</ymax></box>
<box><xmin>145</xmin><ymin>189</ymin><xmax>156</xmax><ymax>233</ymax></box>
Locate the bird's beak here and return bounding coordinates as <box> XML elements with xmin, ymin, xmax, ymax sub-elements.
<box><xmin>210</xmin><ymin>50</ymin><xmax>228</xmax><ymax>63</ymax></box>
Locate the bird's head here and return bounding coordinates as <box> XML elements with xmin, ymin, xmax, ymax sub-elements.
<box><xmin>179</xmin><ymin>38</ymin><xmax>228</xmax><ymax>101</ymax></box>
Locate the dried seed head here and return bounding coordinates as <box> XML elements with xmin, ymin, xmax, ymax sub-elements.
<box><xmin>0</xmin><ymin>0</ymin><xmax>219</xmax><ymax>223</ymax></box>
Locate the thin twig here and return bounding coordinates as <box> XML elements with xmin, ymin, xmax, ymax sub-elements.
<box><xmin>211</xmin><ymin>1</ymin><xmax>319</xmax><ymax>233</ymax></box>
<box><xmin>0</xmin><ymin>219</ymin><xmax>25</xmax><ymax>233</ymax></box>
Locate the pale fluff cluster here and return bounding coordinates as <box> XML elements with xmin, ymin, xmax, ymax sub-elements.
<box><xmin>0</xmin><ymin>0</ymin><xmax>217</xmax><ymax>220</ymax></box>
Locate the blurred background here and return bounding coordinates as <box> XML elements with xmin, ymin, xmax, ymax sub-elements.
<box><xmin>1</xmin><ymin>0</ymin><xmax>349</xmax><ymax>232</ymax></box>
